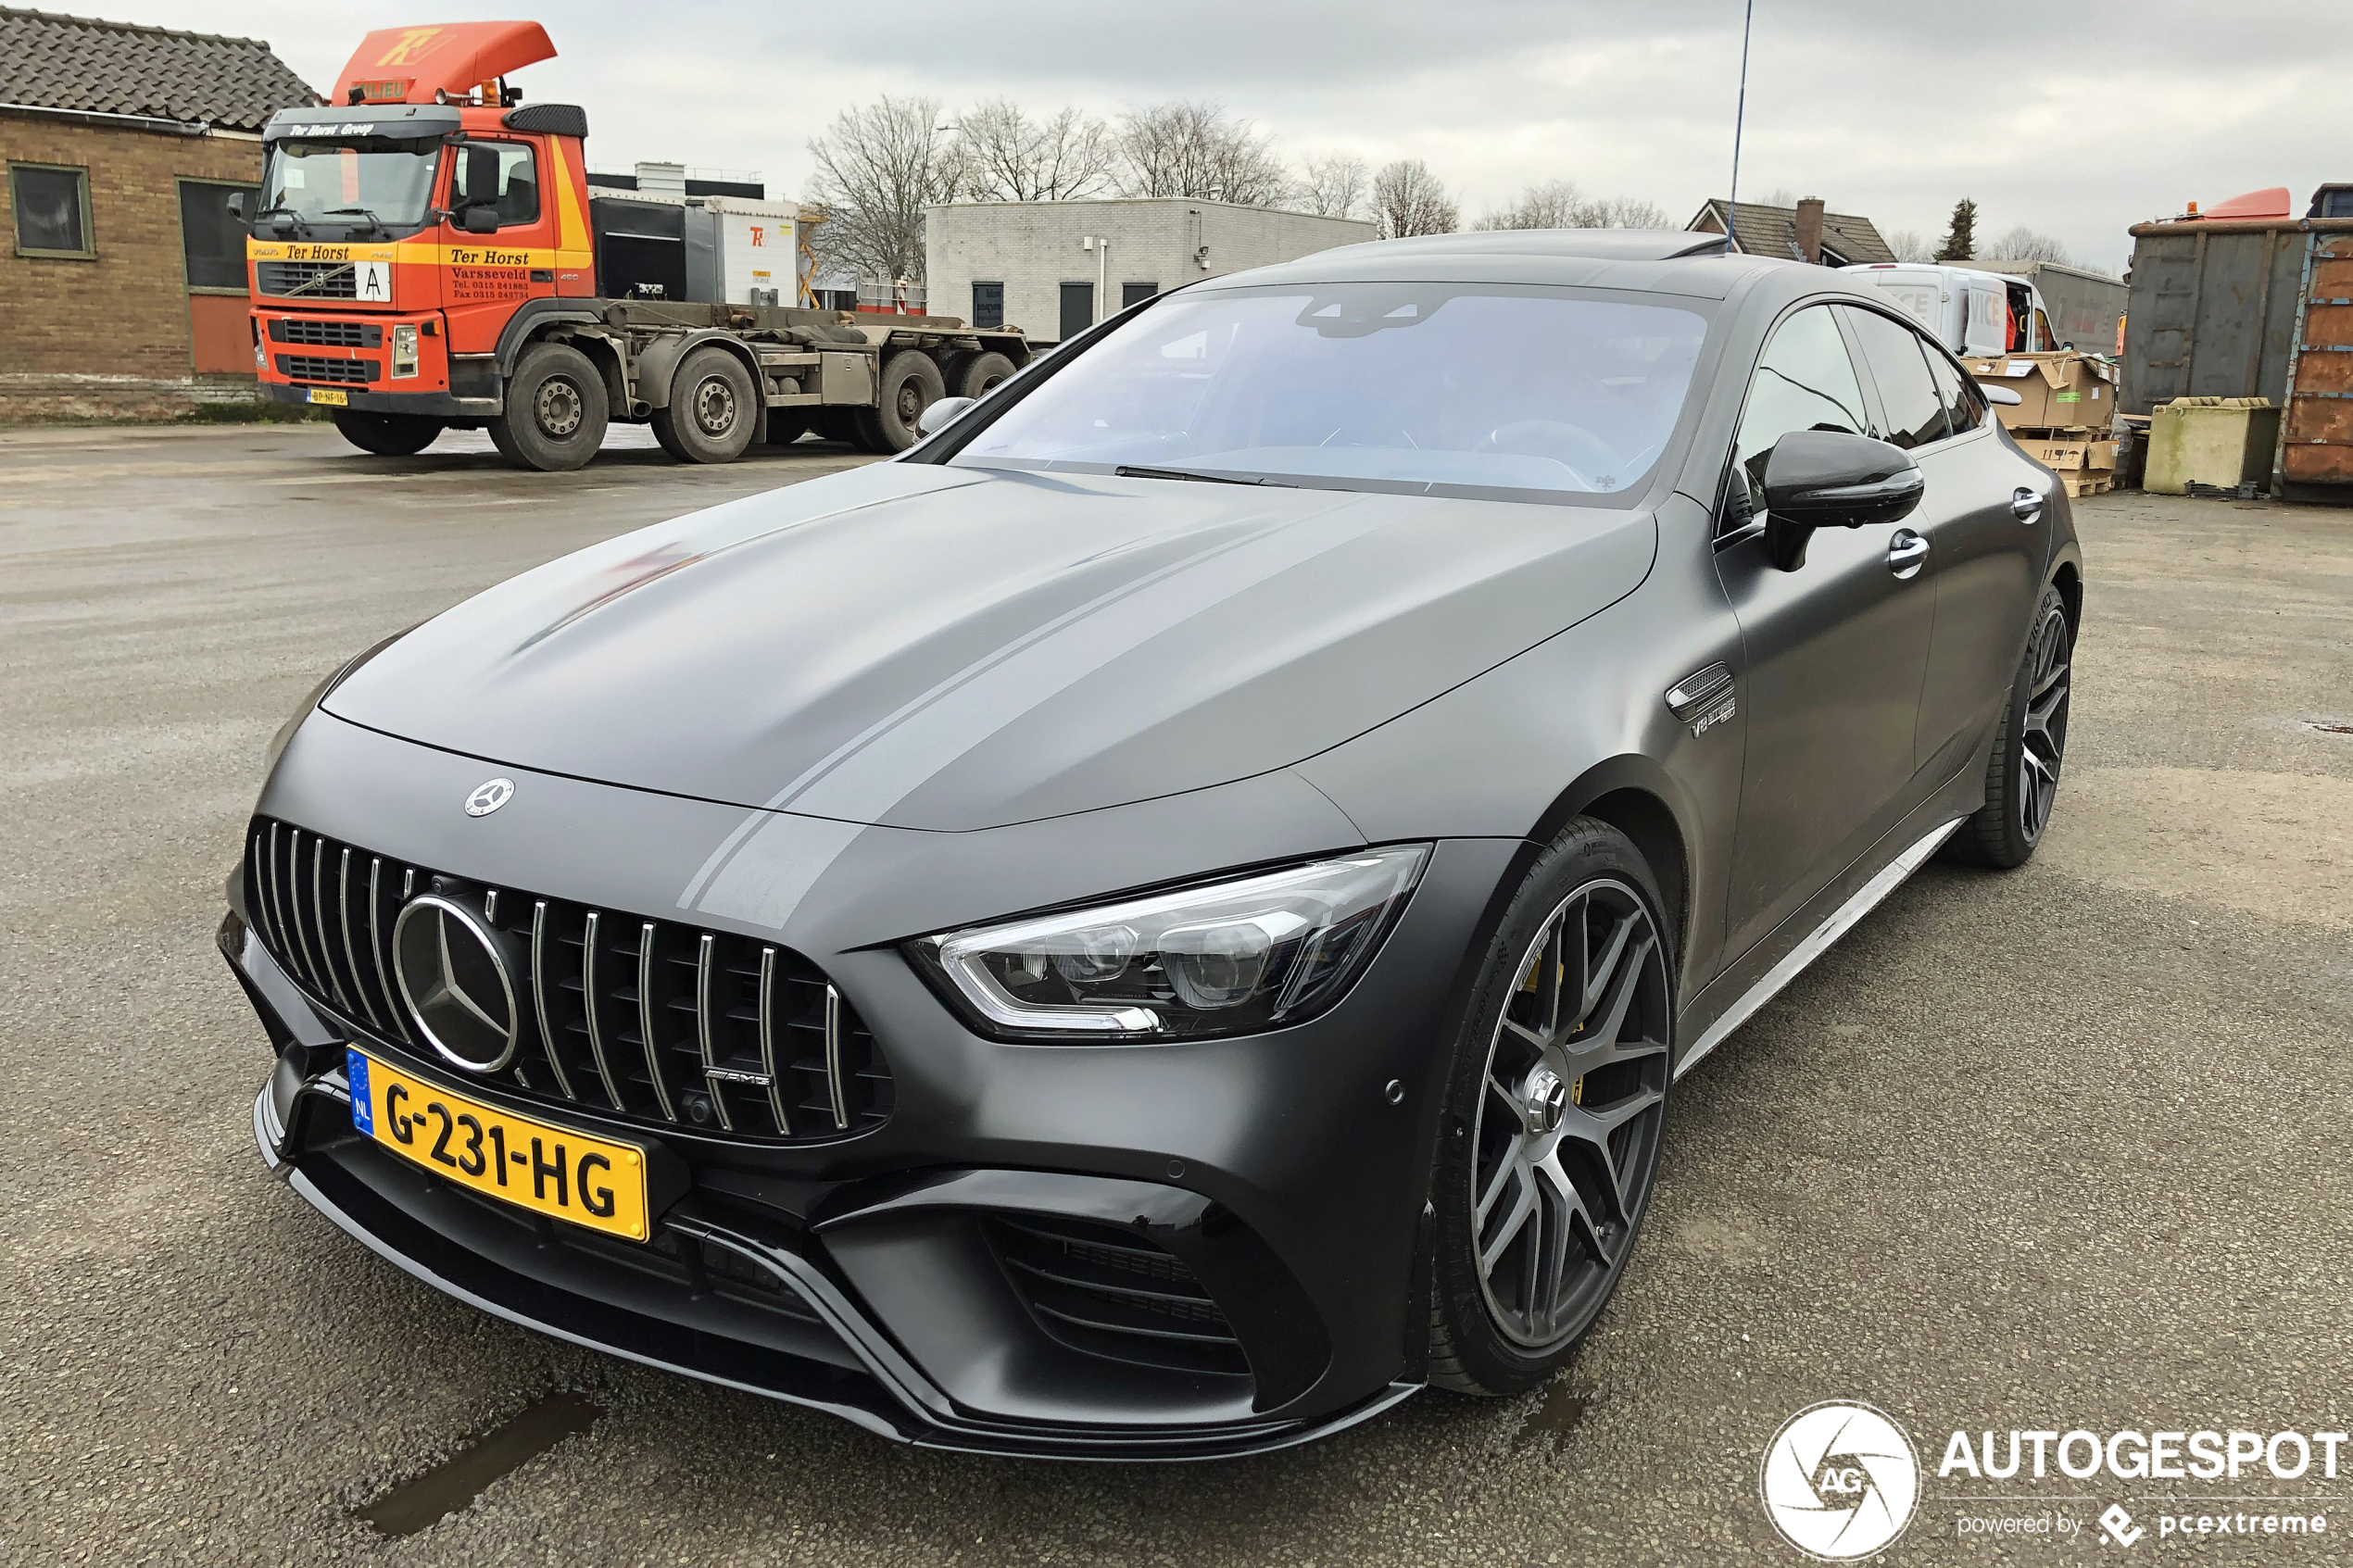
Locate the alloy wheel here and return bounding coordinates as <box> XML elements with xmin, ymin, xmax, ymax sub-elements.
<box><xmin>1471</xmin><ymin>877</ymin><xmax>1670</xmax><ymax>1348</ymax></box>
<box><xmin>2017</xmin><ymin>602</ymin><xmax>2071</xmax><ymax>844</ymax></box>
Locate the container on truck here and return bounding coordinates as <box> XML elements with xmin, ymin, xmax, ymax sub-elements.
<box><xmin>237</xmin><ymin>21</ymin><xmax>1031</xmax><ymax>470</ymax></box>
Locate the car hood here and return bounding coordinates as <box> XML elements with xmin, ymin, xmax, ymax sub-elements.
<box><xmin>324</xmin><ymin>463</ymin><xmax>1657</xmax><ymax>831</ymax></box>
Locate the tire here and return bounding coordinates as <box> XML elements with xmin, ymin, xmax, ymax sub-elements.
<box><xmin>485</xmin><ymin>343</ymin><xmax>609</xmax><ymax>471</ymax></box>
<box><xmin>650</xmin><ymin>346</ymin><xmax>758</xmax><ymax>465</ymax></box>
<box><xmin>1428</xmin><ymin>818</ymin><xmax>1675</xmax><ymax>1397</ymax></box>
<box><xmin>853</xmin><ymin>350</ymin><xmax>946</xmax><ymax>453</ymax></box>
<box><xmin>330</xmin><ymin>409</ymin><xmax>441</xmax><ymax>457</ymax></box>
<box><xmin>763</xmin><ymin>409</ymin><xmax>812</xmax><ymax>446</ymax></box>
<box><xmin>958</xmin><ymin>351</ymin><xmax>1017</xmax><ymax>401</ymax></box>
<box><xmin>812</xmin><ymin>409</ymin><xmax>864</xmax><ymax>445</ymax></box>
<box><xmin>1945</xmin><ymin>583</ymin><xmax>2073</xmax><ymax>869</ymax></box>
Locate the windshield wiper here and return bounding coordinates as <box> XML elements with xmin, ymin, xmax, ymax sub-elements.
<box><xmin>1114</xmin><ymin>464</ymin><xmax>1290</xmax><ymax>487</ymax></box>
<box><xmin>254</xmin><ymin>203</ymin><xmax>308</xmax><ymax>235</ymax></box>
<box><xmin>321</xmin><ymin>207</ymin><xmax>387</xmax><ymax>236</ymax></box>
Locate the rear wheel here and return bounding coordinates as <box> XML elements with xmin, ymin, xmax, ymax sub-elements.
<box><xmin>1946</xmin><ymin>584</ymin><xmax>2073</xmax><ymax>868</ymax></box>
<box><xmin>486</xmin><ymin>343</ymin><xmax>608</xmax><ymax>471</ymax></box>
<box><xmin>651</xmin><ymin>346</ymin><xmax>758</xmax><ymax>465</ymax></box>
<box><xmin>854</xmin><ymin>350</ymin><xmax>945</xmax><ymax>453</ymax></box>
<box><xmin>1429</xmin><ymin>819</ymin><xmax>1674</xmax><ymax>1397</ymax></box>
<box><xmin>958</xmin><ymin>350</ymin><xmax>1017</xmax><ymax>401</ymax></box>
<box><xmin>331</xmin><ymin>409</ymin><xmax>440</xmax><ymax>457</ymax></box>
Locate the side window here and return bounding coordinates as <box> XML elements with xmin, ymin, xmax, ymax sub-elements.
<box><xmin>1847</xmin><ymin>307</ymin><xmax>1951</xmax><ymax>450</ymax></box>
<box><xmin>1726</xmin><ymin>305</ymin><xmax>1870</xmax><ymax>531</ymax></box>
<box><xmin>1925</xmin><ymin>349</ymin><xmax>1984</xmax><ymax>435</ymax></box>
<box><xmin>449</xmin><ymin>141</ymin><xmax>539</xmax><ymax>225</ymax></box>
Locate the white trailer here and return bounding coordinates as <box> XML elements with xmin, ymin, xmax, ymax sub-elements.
<box><xmin>1840</xmin><ymin>263</ymin><xmax>2066</xmax><ymax>358</ymax></box>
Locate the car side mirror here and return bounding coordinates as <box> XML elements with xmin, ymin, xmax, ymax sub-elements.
<box><xmin>459</xmin><ymin>203</ymin><xmax>500</xmax><ymax>234</ymax></box>
<box><xmin>914</xmin><ymin>395</ymin><xmax>975</xmax><ymax>439</ymax></box>
<box><xmin>1982</xmin><ymin>384</ymin><xmax>2022</xmax><ymax>406</ymax></box>
<box><xmin>225</xmin><ymin>191</ymin><xmax>247</xmax><ymax>222</ymax></box>
<box><xmin>1759</xmin><ymin>430</ymin><xmax>1923</xmax><ymax>571</ymax></box>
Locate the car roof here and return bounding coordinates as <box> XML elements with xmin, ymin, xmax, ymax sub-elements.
<box><xmin>1202</xmin><ymin>230</ymin><xmax>1808</xmax><ymax>302</ymax></box>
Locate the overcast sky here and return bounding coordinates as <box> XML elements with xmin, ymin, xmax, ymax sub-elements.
<box><xmin>128</xmin><ymin>1</ymin><xmax>2348</xmax><ymax>272</ymax></box>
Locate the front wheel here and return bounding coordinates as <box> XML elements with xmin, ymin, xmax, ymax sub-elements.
<box><xmin>486</xmin><ymin>343</ymin><xmax>609</xmax><ymax>471</ymax></box>
<box><xmin>1945</xmin><ymin>584</ymin><xmax>2072</xmax><ymax>868</ymax></box>
<box><xmin>331</xmin><ymin>409</ymin><xmax>440</xmax><ymax>457</ymax></box>
<box><xmin>650</xmin><ymin>346</ymin><xmax>757</xmax><ymax>464</ymax></box>
<box><xmin>1428</xmin><ymin>819</ymin><xmax>1674</xmax><ymax>1397</ymax></box>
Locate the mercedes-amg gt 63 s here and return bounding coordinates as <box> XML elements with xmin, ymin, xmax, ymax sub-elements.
<box><xmin>229</xmin><ymin>229</ymin><xmax>2079</xmax><ymax>1458</ymax></box>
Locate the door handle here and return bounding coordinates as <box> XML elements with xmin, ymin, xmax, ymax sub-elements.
<box><xmin>2010</xmin><ymin>485</ymin><xmax>2045</xmax><ymax>522</ymax></box>
<box><xmin>1888</xmin><ymin>529</ymin><xmax>1930</xmax><ymax>580</ymax></box>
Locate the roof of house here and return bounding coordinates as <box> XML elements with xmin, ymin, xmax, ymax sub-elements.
<box><xmin>1687</xmin><ymin>198</ymin><xmax>1895</xmax><ymax>266</ymax></box>
<box><xmin>0</xmin><ymin>6</ymin><xmax>318</xmax><ymax>132</ymax></box>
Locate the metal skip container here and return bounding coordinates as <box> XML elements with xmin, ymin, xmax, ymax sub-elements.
<box><xmin>2123</xmin><ymin>210</ymin><xmax>2353</xmax><ymax>500</ymax></box>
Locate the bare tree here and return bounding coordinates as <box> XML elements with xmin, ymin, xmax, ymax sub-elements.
<box><xmin>1115</xmin><ymin>101</ymin><xmax>1289</xmax><ymax>205</ymax></box>
<box><xmin>1984</xmin><ymin>223</ymin><xmax>2071</xmax><ymax>265</ymax></box>
<box><xmin>806</xmin><ymin>94</ymin><xmax>963</xmax><ymax>284</ymax></box>
<box><xmin>1371</xmin><ymin>158</ymin><xmax>1459</xmax><ymax>239</ymax></box>
<box><xmin>1476</xmin><ymin>182</ymin><xmax>1668</xmax><ymax>231</ymax></box>
<box><xmin>953</xmin><ymin>99</ymin><xmax>1115</xmax><ymax>203</ymax></box>
<box><xmin>1882</xmin><ymin>228</ymin><xmax>1936</xmax><ymax>262</ymax></box>
<box><xmin>1298</xmin><ymin>152</ymin><xmax>1369</xmax><ymax>219</ymax></box>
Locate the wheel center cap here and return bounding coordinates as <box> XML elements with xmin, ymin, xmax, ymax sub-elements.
<box><xmin>1525</xmin><ymin>1068</ymin><xmax>1569</xmax><ymax>1135</ymax></box>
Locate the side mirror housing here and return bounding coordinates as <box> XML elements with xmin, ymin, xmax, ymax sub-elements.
<box><xmin>914</xmin><ymin>395</ymin><xmax>975</xmax><ymax>439</ymax></box>
<box><xmin>459</xmin><ymin>203</ymin><xmax>500</xmax><ymax>234</ymax></box>
<box><xmin>225</xmin><ymin>191</ymin><xmax>247</xmax><ymax>222</ymax></box>
<box><xmin>1982</xmin><ymin>383</ymin><xmax>2022</xmax><ymax>406</ymax></box>
<box><xmin>1759</xmin><ymin>430</ymin><xmax>1923</xmax><ymax>571</ymax></box>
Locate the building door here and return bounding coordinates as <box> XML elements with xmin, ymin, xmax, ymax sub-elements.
<box><xmin>1122</xmin><ymin>282</ymin><xmax>1159</xmax><ymax>309</ymax></box>
<box><xmin>1059</xmin><ymin>282</ymin><xmax>1094</xmax><ymax>342</ymax></box>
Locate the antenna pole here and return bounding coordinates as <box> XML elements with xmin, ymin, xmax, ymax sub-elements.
<box><xmin>1727</xmin><ymin>0</ymin><xmax>1755</xmax><ymax>254</ymax></box>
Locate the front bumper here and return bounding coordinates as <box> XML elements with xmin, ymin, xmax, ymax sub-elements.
<box><xmin>229</xmin><ymin>715</ymin><xmax>1516</xmax><ymax>1458</ymax></box>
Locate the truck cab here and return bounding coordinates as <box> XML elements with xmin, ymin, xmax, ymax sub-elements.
<box><xmin>1839</xmin><ymin>262</ymin><xmax>2067</xmax><ymax>358</ymax></box>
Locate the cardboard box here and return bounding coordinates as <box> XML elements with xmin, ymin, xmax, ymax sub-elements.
<box><xmin>1963</xmin><ymin>350</ymin><xmax>2118</xmax><ymax>431</ymax></box>
<box><xmin>2018</xmin><ymin>436</ymin><xmax>2092</xmax><ymax>470</ymax></box>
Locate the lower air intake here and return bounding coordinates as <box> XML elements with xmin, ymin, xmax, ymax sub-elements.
<box><xmin>989</xmin><ymin>1215</ymin><xmax>1249</xmax><ymax>1379</ymax></box>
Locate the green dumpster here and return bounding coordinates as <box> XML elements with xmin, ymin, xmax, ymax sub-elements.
<box><xmin>2145</xmin><ymin>396</ymin><xmax>2283</xmax><ymax>495</ymax></box>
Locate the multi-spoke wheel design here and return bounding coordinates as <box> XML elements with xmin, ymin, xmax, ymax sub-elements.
<box><xmin>1470</xmin><ymin>876</ymin><xmax>1671</xmax><ymax>1349</ymax></box>
<box><xmin>2016</xmin><ymin>597</ymin><xmax>2070</xmax><ymax>845</ymax></box>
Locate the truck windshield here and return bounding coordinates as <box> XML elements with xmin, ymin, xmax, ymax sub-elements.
<box><xmin>950</xmin><ymin>283</ymin><xmax>1709</xmax><ymax>502</ymax></box>
<box><xmin>258</xmin><ymin>137</ymin><xmax>441</xmax><ymax>232</ymax></box>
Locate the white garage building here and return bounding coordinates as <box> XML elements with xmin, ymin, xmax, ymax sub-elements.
<box><xmin>925</xmin><ymin>198</ymin><xmax>1377</xmax><ymax>344</ymax></box>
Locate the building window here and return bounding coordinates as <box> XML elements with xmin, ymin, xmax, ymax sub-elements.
<box><xmin>178</xmin><ymin>180</ymin><xmax>259</xmax><ymax>291</ymax></box>
<box><xmin>1059</xmin><ymin>281</ymin><xmax>1095</xmax><ymax>342</ymax></box>
<box><xmin>972</xmin><ymin>281</ymin><xmax>1004</xmax><ymax>329</ymax></box>
<box><xmin>1122</xmin><ymin>282</ymin><xmax>1160</xmax><ymax>309</ymax></box>
<box><xmin>10</xmin><ymin>163</ymin><xmax>93</xmax><ymax>257</ymax></box>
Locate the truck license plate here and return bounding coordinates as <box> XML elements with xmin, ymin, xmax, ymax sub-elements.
<box><xmin>307</xmin><ymin>387</ymin><xmax>348</xmax><ymax>406</ymax></box>
<box><xmin>346</xmin><ymin>1049</ymin><xmax>651</xmax><ymax>1241</ymax></box>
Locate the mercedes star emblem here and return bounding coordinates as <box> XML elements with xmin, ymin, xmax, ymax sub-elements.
<box><xmin>390</xmin><ymin>894</ymin><xmax>521</xmax><ymax>1073</ymax></box>
<box><xmin>464</xmin><ymin>777</ymin><xmax>515</xmax><ymax>817</ymax></box>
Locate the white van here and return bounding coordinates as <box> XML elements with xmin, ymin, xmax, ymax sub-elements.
<box><xmin>1840</xmin><ymin>263</ymin><xmax>2067</xmax><ymax>358</ymax></box>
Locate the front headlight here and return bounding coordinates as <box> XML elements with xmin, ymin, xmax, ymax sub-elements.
<box><xmin>912</xmin><ymin>845</ymin><xmax>1430</xmax><ymax>1040</ymax></box>
<box><xmin>390</xmin><ymin>323</ymin><xmax>419</xmax><ymax>379</ymax></box>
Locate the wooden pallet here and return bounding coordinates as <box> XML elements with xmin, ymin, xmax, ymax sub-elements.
<box><xmin>2059</xmin><ymin>472</ymin><xmax>2115</xmax><ymax>498</ymax></box>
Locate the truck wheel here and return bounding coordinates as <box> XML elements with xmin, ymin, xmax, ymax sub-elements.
<box><xmin>651</xmin><ymin>346</ymin><xmax>758</xmax><ymax>464</ymax></box>
<box><xmin>487</xmin><ymin>344</ymin><xmax>609</xmax><ymax>471</ymax></box>
<box><xmin>331</xmin><ymin>409</ymin><xmax>441</xmax><ymax>457</ymax></box>
<box><xmin>855</xmin><ymin>350</ymin><xmax>946</xmax><ymax>453</ymax></box>
<box><xmin>959</xmin><ymin>352</ymin><xmax>1016</xmax><ymax>400</ymax></box>
<box><xmin>763</xmin><ymin>410</ymin><xmax>811</xmax><ymax>445</ymax></box>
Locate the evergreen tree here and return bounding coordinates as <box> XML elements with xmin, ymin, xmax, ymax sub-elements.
<box><xmin>1936</xmin><ymin>198</ymin><xmax>1978</xmax><ymax>261</ymax></box>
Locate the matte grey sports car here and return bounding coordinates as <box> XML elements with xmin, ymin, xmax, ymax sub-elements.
<box><xmin>230</xmin><ymin>228</ymin><xmax>2080</xmax><ymax>1458</ymax></box>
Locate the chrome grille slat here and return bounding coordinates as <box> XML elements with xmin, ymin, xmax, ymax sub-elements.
<box><xmin>530</xmin><ymin>900</ymin><xmax>576</xmax><ymax>1101</ymax></box>
<box><xmin>244</xmin><ymin>816</ymin><xmax>888</xmax><ymax>1145</ymax></box>
<box><xmin>638</xmin><ymin>922</ymin><xmax>678</xmax><ymax>1122</ymax></box>
<box><xmin>582</xmin><ymin>909</ymin><xmax>627</xmax><ymax>1110</ymax></box>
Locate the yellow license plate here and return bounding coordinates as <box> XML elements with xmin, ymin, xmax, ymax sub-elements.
<box><xmin>307</xmin><ymin>387</ymin><xmax>349</xmax><ymax>406</ymax></box>
<box><xmin>346</xmin><ymin>1049</ymin><xmax>650</xmax><ymax>1241</ymax></box>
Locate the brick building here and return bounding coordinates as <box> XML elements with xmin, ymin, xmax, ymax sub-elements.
<box><xmin>0</xmin><ymin>8</ymin><xmax>318</xmax><ymax>420</ymax></box>
<box><xmin>1686</xmin><ymin>197</ymin><xmax>1895</xmax><ymax>267</ymax></box>
<box><xmin>925</xmin><ymin>198</ymin><xmax>1377</xmax><ymax>345</ymax></box>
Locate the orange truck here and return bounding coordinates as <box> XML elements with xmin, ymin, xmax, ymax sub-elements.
<box><xmin>240</xmin><ymin>21</ymin><xmax>1031</xmax><ymax>469</ymax></box>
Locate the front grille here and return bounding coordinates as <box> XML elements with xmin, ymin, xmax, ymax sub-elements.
<box><xmin>271</xmin><ymin>319</ymin><xmax>381</xmax><ymax>347</ymax></box>
<box><xmin>276</xmin><ymin>355</ymin><xmax>378</xmax><ymax>384</ymax></box>
<box><xmin>990</xmin><ymin>1216</ymin><xmax>1249</xmax><ymax>1378</ymax></box>
<box><xmin>257</xmin><ymin>260</ymin><xmax>358</xmax><ymax>298</ymax></box>
<box><xmin>245</xmin><ymin>817</ymin><xmax>893</xmax><ymax>1144</ymax></box>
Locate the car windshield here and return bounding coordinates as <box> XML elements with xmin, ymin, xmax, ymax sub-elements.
<box><xmin>258</xmin><ymin>137</ymin><xmax>441</xmax><ymax>231</ymax></box>
<box><xmin>951</xmin><ymin>283</ymin><xmax>1709</xmax><ymax>501</ymax></box>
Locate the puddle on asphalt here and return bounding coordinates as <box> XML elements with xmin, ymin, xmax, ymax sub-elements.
<box><xmin>356</xmin><ymin>1391</ymin><xmax>603</xmax><ymax>1537</ymax></box>
<box><xmin>1515</xmin><ymin>1379</ymin><xmax>1591</xmax><ymax>1450</ymax></box>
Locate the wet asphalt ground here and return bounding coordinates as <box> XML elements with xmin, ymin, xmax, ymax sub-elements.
<box><xmin>2</xmin><ymin>422</ymin><xmax>2348</xmax><ymax>1566</ymax></box>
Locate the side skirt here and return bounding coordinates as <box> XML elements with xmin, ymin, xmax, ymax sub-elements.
<box><xmin>1673</xmin><ymin>817</ymin><xmax>1962</xmax><ymax>1079</ymax></box>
